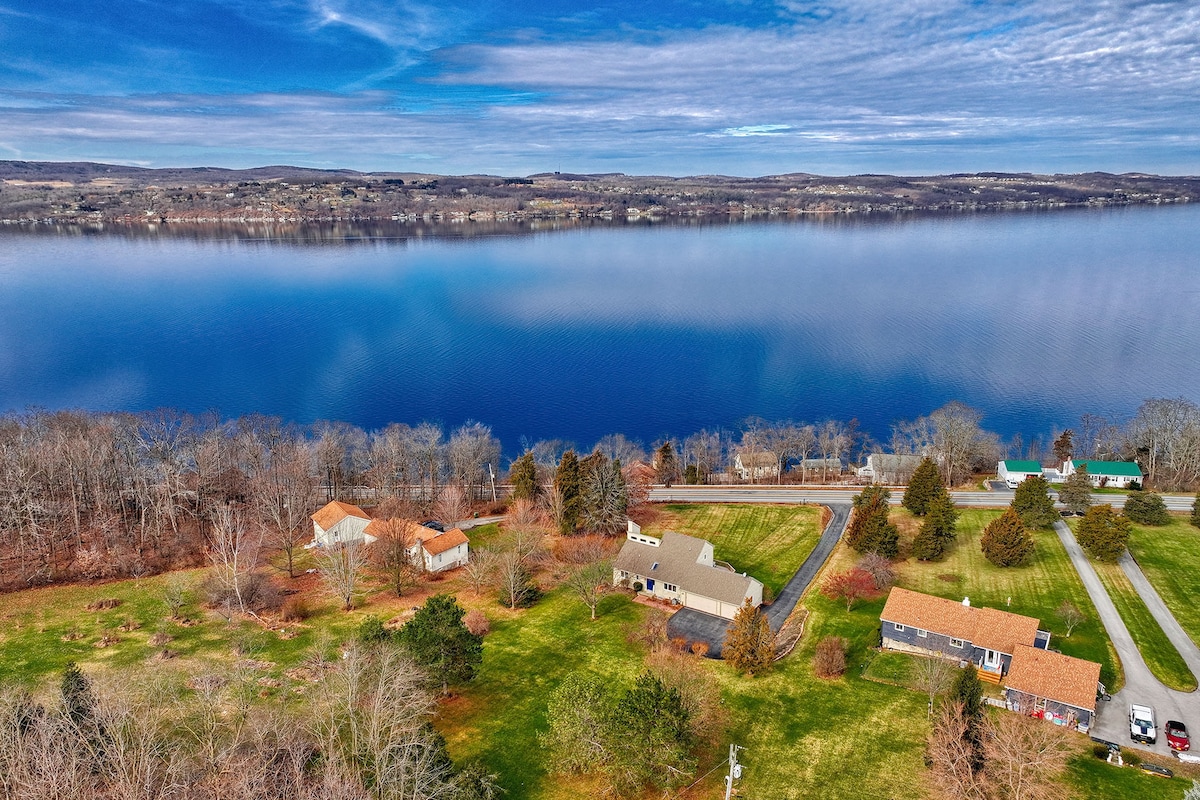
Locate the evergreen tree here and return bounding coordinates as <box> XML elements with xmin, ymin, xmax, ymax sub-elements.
<box><xmin>608</xmin><ymin>673</ymin><xmax>695</xmax><ymax>795</ymax></box>
<box><xmin>912</xmin><ymin>489</ymin><xmax>958</xmax><ymax>561</ymax></box>
<box><xmin>1123</xmin><ymin>491</ymin><xmax>1171</xmax><ymax>526</ymax></box>
<box><xmin>1076</xmin><ymin>505</ymin><xmax>1132</xmax><ymax>563</ymax></box>
<box><xmin>1058</xmin><ymin>467</ymin><xmax>1093</xmax><ymax>515</ymax></box>
<box><xmin>947</xmin><ymin>663</ymin><xmax>986</xmax><ymax>774</ymax></box>
<box><xmin>510</xmin><ymin>452</ymin><xmax>539</xmax><ymax>501</ymax></box>
<box><xmin>1192</xmin><ymin>494</ymin><xmax>1200</xmax><ymax>529</ymax></box>
<box><xmin>1052</xmin><ymin>429</ymin><xmax>1074</xmax><ymax>465</ymax></box>
<box><xmin>654</xmin><ymin>441</ymin><xmax>679</xmax><ymax>487</ymax></box>
<box><xmin>903</xmin><ymin>458</ymin><xmax>943</xmax><ymax>516</ymax></box>
<box><xmin>398</xmin><ymin>594</ymin><xmax>483</xmax><ymax>694</ymax></box>
<box><xmin>846</xmin><ymin>487</ymin><xmax>898</xmax><ymax>557</ymax></box>
<box><xmin>1011</xmin><ymin>474</ymin><xmax>1058</xmax><ymax>529</ymax></box>
<box><xmin>554</xmin><ymin>450</ymin><xmax>583</xmax><ymax>535</ymax></box>
<box><xmin>980</xmin><ymin>508</ymin><xmax>1035</xmax><ymax>566</ymax></box>
<box><xmin>723</xmin><ymin>601</ymin><xmax>775</xmax><ymax>676</ymax></box>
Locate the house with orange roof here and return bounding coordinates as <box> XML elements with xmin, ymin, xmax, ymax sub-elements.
<box><xmin>363</xmin><ymin>518</ymin><xmax>470</xmax><ymax>573</ymax></box>
<box><xmin>880</xmin><ymin>587</ymin><xmax>1050</xmax><ymax>680</ymax></box>
<box><xmin>1003</xmin><ymin>645</ymin><xmax>1102</xmax><ymax>732</ymax></box>
<box><xmin>311</xmin><ymin>500</ymin><xmax>375</xmax><ymax>547</ymax></box>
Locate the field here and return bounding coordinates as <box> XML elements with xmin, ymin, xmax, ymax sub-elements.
<box><xmin>893</xmin><ymin>508</ymin><xmax>1122</xmax><ymax>688</ymax></box>
<box><xmin>1126</xmin><ymin>516</ymin><xmax>1200</xmax><ymax>646</ymax></box>
<box><xmin>0</xmin><ymin>504</ymin><xmax>1193</xmax><ymax>799</ymax></box>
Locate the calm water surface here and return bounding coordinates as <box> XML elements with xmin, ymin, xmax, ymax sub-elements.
<box><xmin>2</xmin><ymin>205</ymin><xmax>1198</xmax><ymax>452</ymax></box>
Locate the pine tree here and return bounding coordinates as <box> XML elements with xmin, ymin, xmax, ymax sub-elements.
<box><xmin>903</xmin><ymin>458</ymin><xmax>943</xmax><ymax>516</ymax></box>
<box><xmin>554</xmin><ymin>450</ymin><xmax>583</xmax><ymax>535</ymax></box>
<box><xmin>980</xmin><ymin>508</ymin><xmax>1035</xmax><ymax>566</ymax></box>
<box><xmin>723</xmin><ymin>601</ymin><xmax>774</xmax><ymax>676</ymax></box>
<box><xmin>1011</xmin><ymin>474</ymin><xmax>1058</xmax><ymax>529</ymax></box>
<box><xmin>398</xmin><ymin>594</ymin><xmax>484</xmax><ymax>694</ymax></box>
<box><xmin>1058</xmin><ymin>467</ymin><xmax>1092</xmax><ymax>515</ymax></box>
<box><xmin>846</xmin><ymin>488</ymin><xmax>891</xmax><ymax>552</ymax></box>
<box><xmin>913</xmin><ymin>489</ymin><xmax>959</xmax><ymax>560</ymax></box>
<box><xmin>948</xmin><ymin>663</ymin><xmax>986</xmax><ymax>774</ymax></box>
<box><xmin>655</xmin><ymin>441</ymin><xmax>679</xmax><ymax>487</ymax></box>
<box><xmin>1123</xmin><ymin>491</ymin><xmax>1170</xmax><ymax>526</ymax></box>
<box><xmin>510</xmin><ymin>453</ymin><xmax>539</xmax><ymax>501</ymax></box>
<box><xmin>1076</xmin><ymin>505</ymin><xmax>1132</xmax><ymax>563</ymax></box>
<box><xmin>857</xmin><ymin>510</ymin><xmax>900</xmax><ymax>559</ymax></box>
<box><xmin>1052</xmin><ymin>429</ymin><xmax>1074</xmax><ymax>465</ymax></box>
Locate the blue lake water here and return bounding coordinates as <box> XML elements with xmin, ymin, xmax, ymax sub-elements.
<box><xmin>2</xmin><ymin>205</ymin><xmax>1199</xmax><ymax>454</ymax></box>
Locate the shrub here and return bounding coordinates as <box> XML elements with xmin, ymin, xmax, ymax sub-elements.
<box><xmin>1123</xmin><ymin>750</ymin><xmax>1142</xmax><ymax>767</ymax></box>
<box><xmin>855</xmin><ymin>553</ymin><xmax>897</xmax><ymax>591</ymax></box>
<box><xmin>280</xmin><ymin>596</ymin><xmax>311</xmax><ymax>622</ymax></box>
<box><xmin>813</xmin><ymin>636</ymin><xmax>848</xmax><ymax>678</ymax></box>
<box><xmin>358</xmin><ymin>615</ymin><xmax>391</xmax><ymax>644</ymax></box>
<box><xmin>463</xmin><ymin>609</ymin><xmax>490</xmax><ymax>637</ymax></box>
<box><xmin>980</xmin><ymin>508</ymin><xmax>1035</xmax><ymax>567</ymax></box>
<box><xmin>1092</xmin><ymin>743</ymin><xmax>1110</xmax><ymax>760</ymax></box>
<box><xmin>1012</xmin><ymin>475</ymin><xmax>1058</xmax><ymax>529</ymax></box>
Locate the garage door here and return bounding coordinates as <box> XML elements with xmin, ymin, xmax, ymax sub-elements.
<box><xmin>685</xmin><ymin>593</ymin><xmax>720</xmax><ymax>615</ymax></box>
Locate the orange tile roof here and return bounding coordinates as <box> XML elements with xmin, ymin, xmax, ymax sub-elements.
<box><xmin>1005</xmin><ymin>645</ymin><xmax>1101</xmax><ymax>712</ymax></box>
<box><xmin>311</xmin><ymin>500</ymin><xmax>370</xmax><ymax>531</ymax></box>
<box><xmin>880</xmin><ymin>587</ymin><xmax>1041</xmax><ymax>656</ymax></box>
<box><xmin>422</xmin><ymin>527</ymin><xmax>469</xmax><ymax>556</ymax></box>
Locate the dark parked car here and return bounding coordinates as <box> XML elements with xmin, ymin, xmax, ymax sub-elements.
<box><xmin>1166</xmin><ymin>720</ymin><xmax>1190</xmax><ymax>752</ymax></box>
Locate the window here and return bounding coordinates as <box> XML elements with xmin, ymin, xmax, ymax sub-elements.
<box><xmin>894</xmin><ymin>623</ymin><xmax>905</xmax><ymax>632</ymax></box>
<box><xmin>917</xmin><ymin>629</ymin><xmax>928</xmax><ymax>638</ymax></box>
<box><xmin>664</xmin><ymin>583</ymin><xmax>678</xmax><ymax>592</ymax></box>
<box><xmin>619</xmin><ymin>570</ymin><xmax>629</xmax><ymax>580</ymax></box>
<box><xmin>950</xmin><ymin>638</ymin><xmax>964</xmax><ymax>648</ymax></box>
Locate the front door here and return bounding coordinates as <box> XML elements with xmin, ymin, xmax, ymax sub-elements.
<box><xmin>646</xmin><ymin>579</ymin><xmax>655</xmax><ymax>591</ymax></box>
<box><xmin>985</xmin><ymin>650</ymin><xmax>1000</xmax><ymax>669</ymax></box>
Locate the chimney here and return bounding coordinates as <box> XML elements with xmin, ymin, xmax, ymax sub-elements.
<box><xmin>962</xmin><ymin>597</ymin><xmax>970</xmax><ymax>607</ymax></box>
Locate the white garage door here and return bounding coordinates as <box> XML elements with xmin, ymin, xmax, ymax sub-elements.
<box><xmin>685</xmin><ymin>593</ymin><xmax>720</xmax><ymax>615</ymax></box>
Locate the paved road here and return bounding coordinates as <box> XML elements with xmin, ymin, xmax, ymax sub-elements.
<box><xmin>650</xmin><ymin>485</ymin><xmax>1195</xmax><ymax>510</ymax></box>
<box><xmin>665</xmin><ymin>503</ymin><xmax>851</xmax><ymax>657</ymax></box>
<box><xmin>1052</xmin><ymin>520</ymin><xmax>1200</xmax><ymax>756</ymax></box>
<box><xmin>1119</xmin><ymin>551</ymin><xmax>1200</xmax><ymax>685</ymax></box>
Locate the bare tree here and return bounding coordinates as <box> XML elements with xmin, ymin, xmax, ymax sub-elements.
<box><xmin>984</xmin><ymin>713</ymin><xmax>1074</xmax><ymax>800</ymax></box>
<box><xmin>564</xmin><ymin>560</ymin><xmax>613</xmax><ymax>620</ymax></box>
<box><xmin>462</xmin><ymin>548</ymin><xmax>499</xmax><ymax>596</ymax></box>
<box><xmin>927</xmin><ymin>702</ymin><xmax>988</xmax><ymax>800</ymax></box>
<box><xmin>368</xmin><ymin>517</ymin><xmax>422</xmax><ymax>597</ymax></box>
<box><xmin>1054</xmin><ymin>601</ymin><xmax>1085</xmax><ymax>638</ymax></box>
<box><xmin>592</xmin><ymin>433</ymin><xmax>647</xmax><ymax>465</ymax></box>
<box><xmin>912</xmin><ymin>654</ymin><xmax>956</xmax><ymax>715</ymax></box>
<box><xmin>316</xmin><ymin>541</ymin><xmax>369</xmax><ymax>611</ymax></box>
<box><xmin>253</xmin><ymin>436</ymin><xmax>318</xmax><ymax>579</ymax></box>
<box><xmin>448</xmin><ymin>421</ymin><xmax>501</xmax><ymax>501</ymax></box>
<box><xmin>206</xmin><ymin>504</ymin><xmax>263</xmax><ymax>614</ymax></box>
<box><xmin>436</xmin><ymin>484</ymin><xmax>469</xmax><ymax>527</ymax></box>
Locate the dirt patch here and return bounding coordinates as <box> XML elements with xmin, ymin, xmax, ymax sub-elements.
<box><xmin>85</xmin><ymin>598</ymin><xmax>122</xmax><ymax>611</ymax></box>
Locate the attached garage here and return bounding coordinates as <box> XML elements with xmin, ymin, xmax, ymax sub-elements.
<box><xmin>684</xmin><ymin>593</ymin><xmax>720</xmax><ymax>616</ymax></box>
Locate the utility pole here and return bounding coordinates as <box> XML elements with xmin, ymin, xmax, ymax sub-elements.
<box><xmin>487</xmin><ymin>463</ymin><xmax>498</xmax><ymax>503</ymax></box>
<box><xmin>724</xmin><ymin>743</ymin><xmax>743</xmax><ymax>800</ymax></box>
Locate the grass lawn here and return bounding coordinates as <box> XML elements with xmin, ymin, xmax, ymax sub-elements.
<box><xmin>894</xmin><ymin>508</ymin><xmax>1122</xmax><ymax>689</ymax></box>
<box><xmin>642</xmin><ymin>503</ymin><xmax>823</xmax><ymax>595</ymax></box>
<box><xmin>1067</xmin><ymin>753</ymin><xmax>1195</xmax><ymax>799</ymax></box>
<box><xmin>1126</xmin><ymin>516</ymin><xmax>1200</xmax><ymax>647</ymax></box>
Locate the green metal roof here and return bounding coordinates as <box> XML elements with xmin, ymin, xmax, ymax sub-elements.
<box><xmin>1001</xmin><ymin>460</ymin><xmax>1044</xmax><ymax>473</ymax></box>
<box><xmin>1071</xmin><ymin>460</ymin><xmax>1143</xmax><ymax>477</ymax></box>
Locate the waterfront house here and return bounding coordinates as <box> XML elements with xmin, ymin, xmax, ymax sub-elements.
<box><xmin>1061</xmin><ymin>460</ymin><xmax>1143</xmax><ymax>488</ymax></box>
<box><xmin>614</xmin><ymin>522</ymin><xmax>763</xmax><ymax>619</ymax></box>
<box><xmin>363</xmin><ymin>518</ymin><xmax>470</xmax><ymax>572</ymax></box>
<box><xmin>998</xmin><ymin>460</ymin><xmax>1045</xmax><ymax>489</ymax></box>
<box><xmin>734</xmin><ymin>450</ymin><xmax>780</xmax><ymax>481</ymax></box>
<box><xmin>857</xmin><ymin>453</ymin><xmax>924</xmax><ymax>484</ymax></box>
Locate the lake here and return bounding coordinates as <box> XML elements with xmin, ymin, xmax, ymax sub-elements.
<box><xmin>2</xmin><ymin>204</ymin><xmax>1198</xmax><ymax>455</ymax></box>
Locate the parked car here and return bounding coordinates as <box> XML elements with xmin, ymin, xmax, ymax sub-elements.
<box><xmin>1166</xmin><ymin>720</ymin><xmax>1190</xmax><ymax>752</ymax></box>
<box><xmin>1130</xmin><ymin>704</ymin><xmax>1157</xmax><ymax>745</ymax></box>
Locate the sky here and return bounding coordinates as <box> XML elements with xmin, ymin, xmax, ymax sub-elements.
<box><xmin>1</xmin><ymin>0</ymin><xmax>1198</xmax><ymax>176</ymax></box>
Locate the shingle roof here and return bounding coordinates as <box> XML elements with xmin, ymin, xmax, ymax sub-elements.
<box><xmin>880</xmin><ymin>588</ymin><xmax>1040</xmax><ymax>656</ymax></box>
<box><xmin>363</xmin><ymin>517</ymin><xmax>438</xmax><ymax>542</ymax></box>
<box><xmin>311</xmin><ymin>501</ymin><xmax>370</xmax><ymax>531</ymax></box>
<box><xmin>1005</xmin><ymin>644</ymin><xmax>1101</xmax><ymax>712</ymax></box>
<box><xmin>1071</xmin><ymin>460</ymin><xmax>1143</xmax><ymax>478</ymax></box>
<box><xmin>737</xmin><ymin>450</ymin><xmax>778</xmax><ymax>468</ymax></box>
<box><xmin>614</xmin><ymin>531</ymin><xmax>758</xmax><ymax>606</ymax></box>
<box><xmin>423</xmin><ymin>527</ymin><xmax>469</xmax><ymax>556</ymax></box>
<box><xmin>1002</xmin><ymin>460</ymin><xmax>1044</xmax><ymax>474</ymax></box>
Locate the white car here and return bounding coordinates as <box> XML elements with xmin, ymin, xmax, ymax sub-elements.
<box><xmin>1130</xmin><ymin>704</ymin><xmax>1157</xmax><ymax>745</ymax></box>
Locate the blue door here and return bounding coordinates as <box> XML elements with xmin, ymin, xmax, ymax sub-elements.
<box><xmin>646</xmin><ymin>579</ymin><xmax>655</xmax><ymax>591</ymax></box>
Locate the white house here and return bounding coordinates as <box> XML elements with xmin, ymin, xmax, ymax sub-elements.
<box><xmin>857</xmin><ymin>453</ymin><xmax>924</xmax><ymax>484</ymax></box>
<box><xmin>1062</xmin><ymin>460</ymin><xmax>1143</xmax><ymax>488</ymax></box>
<box><xmin>613</xmin><ymin>522</ymin><xmax>763</xmax><ymax>620</ymax></box>
<box><xmin>311</xmin><ymin>501</ymin><xmax>376</xmax><ymax>547</ymax></box>
<box><xmin>734</xmin><ymin>450</ymin><xmax>780</xmax><ymax>482</ymax></box>
<box><xmin>997</xmin><ymin>460</ymin><xmax>1044</xmax><ymax>489</ymax></box>
<box><xmin>362</xmin><ymin>518</ymin><xmax>471</xmax><ymax>572</ymax></box>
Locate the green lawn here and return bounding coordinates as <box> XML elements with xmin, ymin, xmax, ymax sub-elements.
<box><xmin>895</xmin><ymin>508</ymin><xmax>1122</xmax><ymax>689</ymax></box>
<box><xmin>1067</xmin><ymin>753</ymin><xmax>1193</xmax><ymax>799</ymax></box>
<box><xmin>643</xmin><ymin>503</ymin><xmax>823</xmax><ymax>594</ymax></box>
<box><xmin>1127</xmin><ymin>517</ymin><xmax>1200</xmax><ymax>647</ymax></box>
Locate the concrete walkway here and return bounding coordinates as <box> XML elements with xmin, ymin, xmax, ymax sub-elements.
<box><xmin>1053</xmin><ymin>521</ymin><xmax>1200</xmax><ymax>756</ymax></box>
<box><xmin>665</xmin><ymin>503</ymin><xmax>850</xmax><ymax>657</ymax></box>
<box><xmin>1119</xmin><ymin>551</ymin><xmax>1200</xmax><ymax>680</ymax></box>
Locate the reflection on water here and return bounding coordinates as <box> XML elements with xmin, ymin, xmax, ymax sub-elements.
<box><xmin>1</xmin><ymin>205</ymin><xmax>1198</xmax><ymax>452</ymax></box>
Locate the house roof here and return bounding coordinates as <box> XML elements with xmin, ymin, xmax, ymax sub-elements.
<box><xmin>363</xmin><ymin>517</ymin><xmax>439</xmax><ymax>542</ymax></box>
<box><xmin>423</xmin><ymin>527</ymin><xmax>469</xmax><ymax>556</ymax></box>
<box><xmin>614</xmin><ymin>531</ymin><xmax>758</xmax><ymax>606</ymax></box>
<box><xmin>312</xmin><ymin>501</ymin><xmax>370</xmax><ymax>531</ymax></box>
<box><xmin>867</xmin><ymin>453</ymin><xmax>925</xmax><ymax>471</ymax></box>
<box><xmin>1001</xmin><ymin>460</ymin><xmax>1044</xmax><ymax>474</ymax></box>
<box><xmin>737</xmin><ymin>450</ymin><xmax>778</xmax><ymax>468</ymax></box>
<box><xmin>1005</xmin><ymin>644</ymin><xmax>1101</xmax><ymax>713</ymax></box>
<box><xmin>1070</xmin><ymin>460</ymin><xmax>1142</xmax><ymax>478</ymax></box>
<box><xmin>880</xmin><ymin>588</ymin><xmax>1041</xmax><ymax>656</ymax></box>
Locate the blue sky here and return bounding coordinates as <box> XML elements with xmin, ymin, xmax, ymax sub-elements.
<box><xmin>1</xmin><ymin>0</ymin><xmax>1197</xmax><ymax>175</ymax></box>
